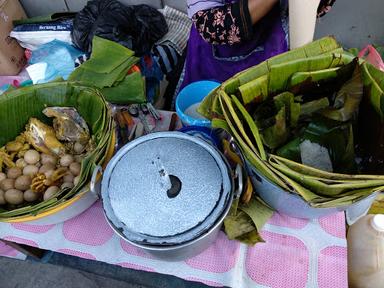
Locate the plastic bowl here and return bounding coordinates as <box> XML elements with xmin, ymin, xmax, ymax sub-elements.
<box><xmin>176</xmin><ymin>80</ymin><xmax>220</xmax><ymax>127</ymax></box>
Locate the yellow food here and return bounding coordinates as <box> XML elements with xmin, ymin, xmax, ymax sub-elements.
<box><xmin>0</xmin><ymin>108</ymin><xmax>90</xmax><ymax>208</ymax></box>
<box><xmin>25</xmin><ymin>118</ymin><xmax>65</xmax><ymax>156</ymax></box>
<box><xmin>0</xmin><ymin>149</ymin><xmax>15</xmax><ymax>172</ymax></box>
<box><xmin>31</xmin><ymin>174</ymin><xmax>46</xmax><ymax>193</ymax></box>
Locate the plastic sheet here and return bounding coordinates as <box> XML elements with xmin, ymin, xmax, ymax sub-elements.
<box><xmin>27</xmin><ymin>40</ymin><xmax>84</xmax><ymax>83</ymax></box>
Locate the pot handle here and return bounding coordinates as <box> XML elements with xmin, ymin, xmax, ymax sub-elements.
<box><xmin>234</xmin><ymin>164</ymin><xmax>244</xmax><ymax>199</ymax></box>
<box><xmin>90</xmin><ymin>165</ymin><xmax>103</xmax><ymax>199</ymax></box>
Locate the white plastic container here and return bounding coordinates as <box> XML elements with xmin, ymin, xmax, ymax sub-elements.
<box><xmin>348</xmin><ymin>214</ymin><xmax>384</xmax><ymax>288</ymax></box>
<box><xmin>289</xmin><ymin>0</ymin><xmax>320</xmax><ymax>49</ymax></box>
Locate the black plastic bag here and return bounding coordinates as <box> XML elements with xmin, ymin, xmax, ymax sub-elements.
<box><xmin>71</xmin><ymin>0</ymin><xmax>168</xmax><ymax>55</ymax></box>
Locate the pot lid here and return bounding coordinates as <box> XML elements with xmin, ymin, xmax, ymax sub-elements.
<box><xmin>102</xmin><ymin>132</ymin><xmax>232</xmax><ymax>245</ymax></box>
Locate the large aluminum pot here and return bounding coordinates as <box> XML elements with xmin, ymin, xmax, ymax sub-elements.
<box><xmin>99</xmin><ymin>132</ymin><xmax>236</xmax><ymax>261</ymax></box>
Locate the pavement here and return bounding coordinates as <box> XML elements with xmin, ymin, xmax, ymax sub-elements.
<box><xmin>0</xmin><ymin>252</ymin><xmax>212</xmax><ymax>288</ymax></box>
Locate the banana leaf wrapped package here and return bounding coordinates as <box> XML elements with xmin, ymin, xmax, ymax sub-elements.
<box><xmin>0</xmin><ymin>82</ymin><xmax>114</xmax><ymax>221</ymax></box>
<box><xmin>69</xmin><ymin>36</ymin><xmax>146</xmax><ymax>105</ymax></box>
<box><xmin>199</xmin><ymin>37</ymin><xmax>384</xmax><ymax>241</ymax></box>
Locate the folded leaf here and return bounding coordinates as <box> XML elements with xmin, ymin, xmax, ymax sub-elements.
<box><xmin>300</xmin><ymin>97</ymin><xmax>330</xmax><ymax>117</ymax></box>
<box><xmin>261</xmin><ymin>107</ymin><xmax>288</xmax><ymax>149</ymax></box>
<box><xmin>321</xmin><ymin>66</ymin><xmax>363</xmax><ymax>121</ymax></box>
<box><xmin>101</xmin><ymin>72</ymin><xmax>145</xmax><ymax>104</ymax></box>
<box><xmin>224</xmin><ymin>210</ymin><xmax>255</xmax><ymax>240</ymax></box>
<box><xmin>239</xmin><ymin>198</ymin><xmax>274</xmax><ymax>232</ymax></box>
<box><xmin>273</xmin><ymin>92</ymin><xmax>301</xmax><ymax>127</ymax></box>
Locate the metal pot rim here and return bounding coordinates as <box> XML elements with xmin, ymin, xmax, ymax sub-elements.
<box><xmin>104</xmin><ymin>184</ymin><xmax>233</xmax><ymax>252</ymax></box>
<box><xmin>101</xmin><ymin>131</ymin><xmax>234</xmax><ymax>245</ymax></box>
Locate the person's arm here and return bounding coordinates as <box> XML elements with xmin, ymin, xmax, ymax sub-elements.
<box><xmin>192</xmin><ymin>0</ymin><xmax>278</xmax><ymax>45</ymax></box>
<box><xmin>248</xmin><ymin>0</ymin><xmax>278</xmax><ymax>24</ymax></box>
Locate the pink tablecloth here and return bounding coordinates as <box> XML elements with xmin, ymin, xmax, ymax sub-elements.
<box><xmin>0</xmin><ymin>201</ymin><xmax>347</xmax><ymax>288</ymax></box>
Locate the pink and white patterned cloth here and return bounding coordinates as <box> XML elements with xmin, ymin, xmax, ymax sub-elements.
<box><xmin>0</xmin><ymin>241</ymin><xmax>26</xmax><ymax>261</ymax></box>
<box><xmin>0</xmin><ymin>201</ymin><xmax>347</xmax><ymax>288</ymax></box>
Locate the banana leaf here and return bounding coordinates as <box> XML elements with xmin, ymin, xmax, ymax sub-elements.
<box><xmin>206</xmin><ymin>37</ymin><xmax>384</xmax><ymax>237</ymax></box>
<box><xmin>361</xmin><ymin>63</ymin><xmax>384</xmax><ymax>116</ymax></box>
<box><xmin>273</xmin><ymin>92</ymin><xmax>300</xmax><ymax>127</ymax></box>
<box><xmin>270</xmin><ymin>154</ymin><xmax>384</xmax><ymax>181</ymax></box>
<box><xmin>260</xmin><ymin>107</ymin><xmax>288</xmax><ymax>149</ymax></box>
<box><xmin>236</xmin><ymin>230</ymin><xmax>264</xmax><ymax>245</ymax></box>
<box><xmin>269</xmin><ymin>157</ymin><xmax>384</xmax><ymax>197</ymax></box>
<box><xmin>288</xmin><ymin>67</ymin><xmax>340</xmax><ymax>88</ymax></box>
<box><xmin>101</xmin><ymin>72</ymin><xmax>146</xmax><ymax>104</ymax></box>
<box><xmin>231</xmin><ymin>96</ymin><xmax>266</xmax><ymax>160</ymax></box>
<box><xmin>199</xmin><ymin>37</ymin><xmax>342</xmax><ymax>119</ymax></box>
<box><xmin>276</xmin><ymin>138</ymin><xmax>301</xmax><ymax>162</ymax></box>
<box><xmin>69</xmin><ymin>54</ymin><xmax>138</xmax><ymax>89</ymax></box>
<box><xmin>374</xmin><ymin>46</ymin><xmax>384</xmax><ymax>62</ymax></box>
<box><xmin>215</xmin><ymin>95</ymin><xmax>288</xmax><ymax>189</ymax></box>
<box><xmin>236</xmin><ymin>37</ymin><xmax>341</xmax><ymax>87</ymax></box>
<box><xmin>239</xmin><ymin>197</ymin><xmax>274</xmax><ymax>232</ymax></box>
<box><xmin>368</xmin><ymin>193</ymin><xmax>384</xmax><ymax>214</ymax></box>
<box><xmin>224</xmin><ymin>210</ymin><xmax>256</xmax><ymax>240</ymax></box>
<box><xmin>321</xmin><ymin>66</ymin><xmax>363</xmax><ymax>121</ymax></box>
<box><xmin>68</xmin><ymin>36</ymin><xmax>142</xmax><ymax>104</ymax></box>
<box><xmin>224</xmin><ymin>196</ymin><xmax>273</xmax><ymax>245</ymax></box>
<box><xmin>268</xmin><ymin>53</ymin><xmax>353</xmax><ymax>94</ymax></box>
<box><xmin>0</xmin><ymin>82</ymin><xmax>113</xmax><ymax>219</ymax></box>
<box><xmin>238</xmin><ymin>75</ymin><xmax>268</xmax><ymax>105</ymax></box>
<box><xmin>301</xmin><ymin>117</ymin><xmax>356</xmax><ymax>173</ymax></box>
<box><xmin>300</xmin><ymin>98</ymin><xmax>330</xmax><ymax>117</ymax></box>
<box><xmin>289</xmin><ymin>57</ymin><xmax>357</xmax><ymax>99</ymax></box>
<box><xmin>237</xmin><ymin>53</ymin><xmax>352</xmax><ymax>106</ymax></box>
<box><xmin>85</xmin><ymin>36</ymin><xmax>135</xmax><ymax>73</ymax></box>
<box><xmin>276</xmin><ymin>114</ymin><xmax>355</xmax><ymax>174</ymax></box>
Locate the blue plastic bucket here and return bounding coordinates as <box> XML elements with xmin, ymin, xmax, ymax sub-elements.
<box><xmin>176</xmin><ymin>80</ymin><xmax>220</xmax><ymax>127</ymax></box>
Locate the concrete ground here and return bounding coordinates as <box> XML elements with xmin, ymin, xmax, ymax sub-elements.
<box><xmin>0</xmin><ymin>252</ymin><xmax>212</xmax><ymax>288</ymax></box>
<box><xmin>0</xmin><ymin>257</ymin><xmax>143</xmax><ymax>288</ymax></box>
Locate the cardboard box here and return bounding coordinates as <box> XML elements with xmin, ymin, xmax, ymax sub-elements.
<box><xmin>0</xmin><ymin>0</ymin><xmax>27</xmax><ymax>75</ymax></box>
